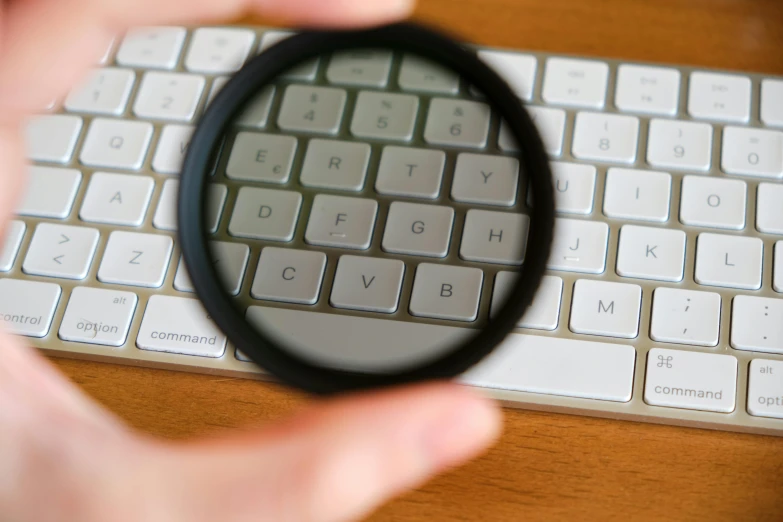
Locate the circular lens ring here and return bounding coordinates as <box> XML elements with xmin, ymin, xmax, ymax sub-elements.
<box><xmin>179</xmin><ymin>22</ymin><xmax>555</xmax><ymax>395</ymax></box>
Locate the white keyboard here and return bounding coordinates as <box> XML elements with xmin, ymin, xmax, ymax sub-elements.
<box><xmin>2</xmin><ymin>26</ymin><xmax>782</xmax><ymax>436</ymax></box>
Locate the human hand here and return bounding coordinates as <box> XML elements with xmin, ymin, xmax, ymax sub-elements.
<box><xmin>0</xmin><ymin>0</ymin><xmax>502</xmax><ymax>521</ymax></box>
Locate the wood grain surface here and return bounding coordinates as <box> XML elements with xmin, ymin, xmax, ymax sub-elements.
<box><xmin>54</xmin><ymin>1</ymin><xmax>783</xmax><ymax>520</ymax></box>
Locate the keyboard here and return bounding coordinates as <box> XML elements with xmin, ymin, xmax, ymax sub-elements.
<box><xmin>2</xmin><ymin>25</ymin><xmax>782</xmax><ymax>436</ymax></box>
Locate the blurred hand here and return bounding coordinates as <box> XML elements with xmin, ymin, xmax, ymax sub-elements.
<box><xmin>0</xmin><ymin>1</ymin><xmax>502</xmax><ymax>521</ymax></box>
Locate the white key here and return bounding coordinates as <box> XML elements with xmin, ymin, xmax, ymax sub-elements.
<box><xmin>173</xmin><ymin>241</ymin><xmax>249</xmax><ymax>296</ymax></box>
<box><xmin>616</xmin><ymin>225</ymin><xmax>685</xmax><ymax>282</ymax></box>
<box><xmin>0</xmin><ymin>279</ymin><xmax>61</xmax><ymax>337</ymax></box>
<box><xmin>329</xmin><ymin>256</ymin><xmax>405</xmax><ymax>313</ymax></box>
<box><xmin>757</xmin><ymin>183</ymin><xmax>783</xmax><ymax>235</ymax></box>
<box><xmin>680</xmin><ymin>175</ymin><xmax>747</xmax><ymax>230</ymax></box>
<box><xmin>423</xmin><ymin>98</ymin><xmax>490</xmax><ymax>149</ymax></box>
<box><xmin>152</xmin><ymin>124</ymin><xmax>194</xmax><ymax>174</ymax></box>
<box><xmin>0</xmin><ymin>221</ymin><xmax>26</xmax><ymax>272</ymax></box>
<box><xmin>477</xmin><ymin>50</ymin><xmax>537</xmax><ymax>100</ymax></box>
<box><xmin>137</xmin><ymin>295</ymin><xmax>227</xmax><ymax>357</ymax></box>
<box><xmin>258</xmin><ymin>31</ymin><xmax>319</xmax><ymax>81</ymax></box>
<box><xmin>541</xmin><ymin>57</ymin><xmax>609</xmax><ymax>109</ymax></box>
<box><xmin>451</xmin><ymin>153</ymin><xmax>519</xmax><ymax>206</ymax></box>
<box><xmin>116</xmin><ymin>26</ymin><xmax>187</xmax><ymax>69</ymax></box>
<box><xmin>374</xmin><ymin>146</ymin><xmax>445</xmax><ymax>199</ymax></box>
<box><xmin>397</xmin><ymin>55</ymin><xmax>460</xmax><ymax>94</ymax></box>
<box><xmin>490</xmin><ymin>272</ymin><xmax>563</xmax><ymax>330</ymax></box>
<box><xmin>64</xmin><ymin>68</ymin><xmax>135</xmax><ymax>115</ymax></box>
<box><xmin>58</xmin><ymin>287</ymin><xmax>137</xmax><ymax>346</ymax></box>
<box><xmin>614</xmin><ymin>64</ymin><xmax>680</xmax><ymax>116</ymax></box>
<box><xmin>305</xmin><ymin>195</ymin><xmax>377</xmax><ymax>250</ymax></box>
<box><xmin>570</xmin><ymin>279</ymin><xmax>642</xmax><ymax>339</ymax></box>
<box><xmin>382</xmin><ymin>202</ymin><xmax>454</xmax><ymax>258</ymax></box>
<box><xmin>460</xmin><ymin>209</ymin><xmax>529</xmax><ymax>265</ymax></box>
<box><xmin>97</xmin><ymin>231</ymin><xmax>173</xmax><ymax>288</ymax></box>
<box><xmin>644</xmin><ymin>348</ymin><xmax>737</xmax><ymax>413</ymax></box>
<box><xmin>688</xmin><ymin>71</ymin><xmax>751</xmax><ymax>123</ymax></box>
<box><xmin>226</xmin><ymin>132</ymin><xmax>297</xmax><ymax>183</ymax></box>
<box><xmin>17</xmin><ymin>166</ymin><xmax>81</xmax><ymax>219</ymax></box>
<box><xmin>731</xmin><ymin>295</ymin><xmax>783</xmax><ymax>355</ymax></box>
<box><xmin>547</xmin><ymin>218</ymin><xmax>609</xmax><ymax>274</ymax></box>
<box><xmin>647</xmin><ymin>119</ymin><xmax>713</xmax><ymax>172</ymax></box>
<box><xmin>571</xmin><ymin>112</ymin><xmax>639</xmax><ymax>163</ymax></box>
<box><xmin>79</xmin><ymin>118</ymin><xmax>153</xmax><ymax>170</ymax></box>
<box><xmin>650</xmin><ymin>288</ymin><xmax>721</xmax><ymax>346</ymax></box>
<box><xmin>500</xmin><ymin>107</ymin><xmax>567</xmax><ymax>156</ymax></box>
<box><xmin>153</xmin><ymin>180</ymin><xmax>226</xmax><ymax>234</ymax></box>
<box><xmin>761</xmin><ymin>79</ymin><xmax>783</xmax><ymax>128</ymax></box>
<box><xmin>133</xmin><ymin>72</ymin><xmax>204</xmax><ymax>122</ymax></box>
<box><xmin>79</xmin><ymin>173</ymin><xmax>154</xmax><ymax>226</ymax></box>
<box><xmin>463</xmin><ymin>334</ymin><xmax>635</xmax><ymax>402</ymax></box>
<box><xmin>721</xmin><ymin>126</ymin><xmax>783</xmax><ymax>179</ymax></box>
<box><xmin>603</xmin><ymin>168</ymin><xmax>671</xmax><ymax>222</ymax></box>
<box><xmin>184</xmin><ymin>28</ymin><xmax>254</xmax><ymax>74</ymax></box>
<box><xmin>251</xmin><ymin>247</ymin><xmax>326</xmax><ymax>304</ymax></box>
<box><xmin>776</xmin><ymin>241</ymin><xmax>782</xmax><ymax>293</ymax></box>
<box><xmin>747</xmin><ymin>359</ymin><xmax>783</xmax><ymax>419</ymax></box>
<box><xmin>694</xmin><ymin>233</ymin><xmax>763</xmax><ymax>290</ymax></box>
<box><xmin>409</xmin><ymin>264</ymin><xmax>483</xmax><ymax>322</ymax></box>
<box><xmin>300</xmin><ymin>139</ymin><xmax>371</xmax><ymax>191</ymax></box>
<box><xmin>26</xmin><ymin>115</ymin><xmax>82</xmax><ymax>163</ymax></box>
<box><xmin>23</xmin><ymin>224</ymin><xmax>99</xmax><ymax>280</ymax></box>
<box><xmin>545</xmin><ymin>162</ymin><xmax>596</xmax><ymax>214</ymax></box>
<box><xmin>228</xmin><ymin>187</ymin><xmax>302</xmax><ymax>241</ymax></box>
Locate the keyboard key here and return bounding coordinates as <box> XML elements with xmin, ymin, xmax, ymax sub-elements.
<box><xmin>233</xmin><ymin>86</ymin><xmax>275</xmax><ymax>127</ymax></box>
<box><xmin>499</xmin><ymin>107</ymin><xmax>567</xmax><ymax>157</ymax></box>
<box><xmin>277</xmin><ymin>85</ymin><xmax>347</xmax><ymax>135</ymax></box>
<box><xmin>570</xmin><ymin>279</ymin><xmax>642</xmax><ymax>339</ymax></box>
<box><xmin>541</xmin><ymin>57</ymin><xmax>609</xmax><ymax>109</ymax></box>
<box><xmin>305</xmin><ymin>195</ymin><xmax>377</xmax><ymax>250</ymax></box>
<box><xmin>137</xmin><ymin>295</ymin><xmax>227</xmax><ymax>357</ymax></box>
<box><xmin>731</xmin><ymin>295</ymin><xmax>783</xmax><ymax>354</ymax></box>
<box><xmin>0</xmin><ymin>221</ymin><xmax>25</xmax><ymax>272</ymax></box>
<box><xmin>539</xmin><ymin>162</ymin><xmax>596</xmax><ymax>214</ymax></box>
<box><xmin>491</xmin><ymin>273</ymin><xmax>563</xmax><ymax>330</ymax></box>
<box><xmin>133</xmin><ymin>72</ymin><xmax>205</xmax><ymax>122</ymax></box>
<box><xmin>694</xmin><ymin>233</ymin><xmax>763</xmax><ymax>290</ymax></box>
<box><xmin>477</xmin><ymin>50</ymin><xmax>537</xmax><ymax>100</ymax></box>
<box><xmin>451</xmin><ymin>153</ymin><xmax>519</xmax><ymax>206</ymax></box>
<box><xmin>350</xmin><ymin>91</ymin><xmax>419</xmax><ymax>142</ymax></box>
<box><xmin>151</xmin><ymin>124</ymin><xmax>194</xmax><ymax>174</ymax></box>
<box><xmin>423</xmin><ymin>98</ymin><xmax>490</xmax><ymax>149</ymax></box>
<box><xmin>26</xmin><ymin>115</ymin><xmax>82</xmax><ymax>163</ymax></box>
<box><xmin>153</xmin><ymin>180</ymin><xmax>226</xmax><ymax>233</ymax></box>
<box><xmin>23</xmin><ymin>224</ymin><xmax>99</xmax><ymax>280</ymax></box>
<box><xmin>258</xmin><ymin>31</ymin><xmax>319</xmax><ymax>81</ymax></box>
<box><xmin>721</xmin><ymin>126</ymin><xmax>783</xmax><ymax>179</ymax></box>
<box><xmin>650</xmin><ymin>288</ymin><xmax>721</xmax><ymax>346</ymax></box>
<box><xmin>688</xmin><ymin>71</ymin><xmax>751</xmax><ymax>123</ymax></box>
<box><xmin>382</xmin><ymin>201</ymin><xmax>454</xmax><ymax>257</ymax></box>
<box><xmin>250</xmin><ymin>247</ymin><xmax>326</xmax><ymax>304</ymax></box>
<box><xmin>0</xmin><ymin>279</ymin><xmax>61</xmax><ymax>337</ymax></box>
<box><xmin>326</xmin><ymin>50</ymin><xmax>393</xmax><ymax>87</ymax></box>
<box><xmin>460</xmin><ymin>209</ymin><xmax>529</xmax><ymax>265</ymax></box>
<box><xmin>173</xmin><ymin>241</ymin><xmax>250</xmax><ymax>296</ymax></box>
<box><xmin>644</xmin><ymin>348</ymin><xmax>737</xmax><ymax>413</ymax></box>
<box><xmin>747</xmin><ymin>359</ymin><xmax>783</xmax><ymax>419</ymax></box>
<box><xmin>184</xmin><ymin>28</ymin><xmax>254</xmax><ymax>74</ymax></box>
<box><xmin>409</xmin><ymin>263</ymin><xmax>483</xmax><ymax>322</ymax></box>
<box><xmin>647</xmin><ymin>119</ymin><xmax>712</xmax><ymax>172</ymax></box>
<box><xmin>97</xmin><ymin>231</ymin><xmax>173</xmax><ymax>288</ymax></box>
<box><xmin>374</xmin><ymin>146</ymin><xmax>445</xmax><ymax>199</ymax></box>
<box><xmin>79</xmin><ymin>118</ymin><xmax>153</xmax><ymax>170</ymax></box>
<box><xmin>64</xmin><ymin>68</ymin><xmax>135</xmax><ymax>115</ymax></box>
<box><xmin>571</xmin><ymin>112</ymin><xmax>639</xmax><ymax>163</ymax></box>
<box><xmin>603</xmin><ymin>168</ymin><xmax>671</xmax><ymax>222</ymax></box>
<box><xmin>225</xmin><ymin>132</ymin><xmax>297</xmax><ymax>184</ymax></box>
<box><xmin>329</xmin><ymin>255</ymin><xmax>405</xmax><ymax>313</ymax></box>
<box><xmin>116</xmin><ymin>26</ymin><xmax>187</xmax><ymax>69</ymax></box>
<box><xmin>17</xmin><ymin>166</ymin><xmax>81</xmax><ymax>219</ymax></box>
<box><xmin>616</xmin><ymin>225</ymin><xmax>686</xmax><ymax>282</ymax></box>
<box><xmin>228</xmin><ymin>187</ymin><xmax>302</xmax><ymax>241</ymax></box>
<box><xmin>680</xmin><ymin>175</ymin><xmax>747</xmax><ymax>230</ymax></box>
<box><xmin>761</xmin><ymin>79</ymin><xmax>783</xmax><ymax>128</ymax></box>
<box><xmin>463</xmin><ymin>334</ymin><xmax>635</xmax><ymax>402</ymax></box>
<box><xmin>776</xmin><ymin>241</ymin><xmax>782</xmax><ymax>293</ymax></box>
<box><xmin>398</xmin><ymin>54</ymin><xmax>460</xmax><ymax>94</ymax></box>
<box><xmin>79</xmin><ymin>172</ymin><xmax>154</xmax><ymax>226</ymax></box>
<box><xmin>614</xmin><ymin>64</ymin><xmax>680</xmax><ymax>116</ymax></box>
<box><xmin>300</xmin><ymin>139</ymin><xmax>371</xmax><ymax>191</ymax></box>
<box><xmin>547</xmin><ymin>218</ymin><xmax>609</xmax><ymax>274</ymax></box>
<box><xmin>58</xmin><ymin>287</ymin><xmax>137</xmax><ymax>346</ymax></box>
<box><xmin>757</xmin><ymin>183</ymin><xmax>783</xmax><ymax>234</ymax></box>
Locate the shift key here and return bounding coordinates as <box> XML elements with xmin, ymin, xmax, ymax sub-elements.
<box><xmin>137</xmin><ymin>295</ymin><xmax>226</xmax><ymax>357</ymax></box>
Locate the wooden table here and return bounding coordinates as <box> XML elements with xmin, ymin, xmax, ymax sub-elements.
<box><xmin>55</xmin><ymin>0</ymin><xmax>783</xmax><ymax>520</ymax></box>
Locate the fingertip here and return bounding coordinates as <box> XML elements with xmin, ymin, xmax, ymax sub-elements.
<box><xmin>260</xmin><ymin>0</ymin><xmax>415</xmax><ymax>28</ymax></box>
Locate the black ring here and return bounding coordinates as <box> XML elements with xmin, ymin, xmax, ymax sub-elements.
<box><xmin>178</xmin><ymin>22</ymin><xmax>555</xmax><ymax>395</ymax></box>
